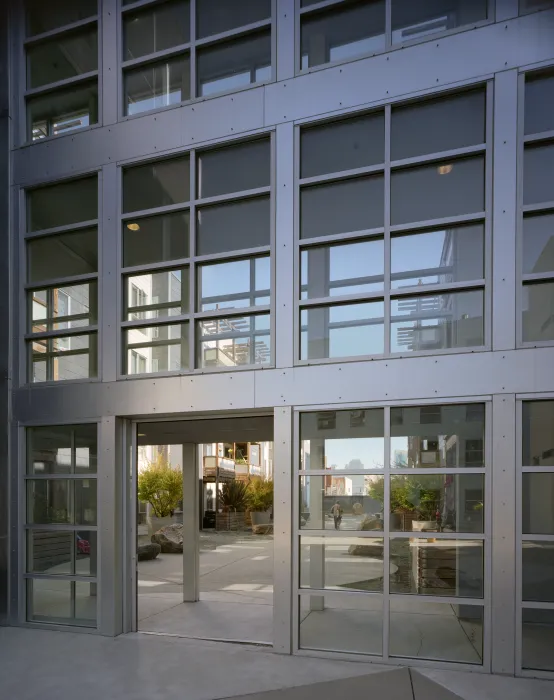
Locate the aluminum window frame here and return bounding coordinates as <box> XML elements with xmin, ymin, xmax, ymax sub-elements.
<box><xmin>21</xmin><ymin>2</ymin><xmax>101</xmax><ymax>144</ymax></box>
<box><xmin>516</xmin><ymin>67</ymin><xmax>554</xmax><ymax>349</ymax></box>
<box><xmin>118</xmin><ymin>131</ymin><xmax>275</xmax><ymax>377</ymax></box>
<box><xmin>119</xmin><ymin>0</ymin><xmax>277</xmax><ymax>119</ymax></box>
<box><xmin>294</xmin><ymin>82</ymin><xmax>492</xmax><ymax>366</ymax></box>
<box><xmin>22</xmin><ymin>422</ymin><xmax>100</xmax><ymax>631</ymax></box>
<box><xmin>295</xmin><ymin>0</ymin><xmax>495</xmax><ymax>76</ymax></box>
<box><xmin>22</xmin><ymin>172</ymin><xmax>102</xmax><ymax>387</ymax></box>
<box><xmin>515</xmin><ymin>394</ymin><xmax>554</xmax><ymax>679</ymax></box>
<box><xmin>292</xmin><ymin>398</ymin><xmax>492</xmax><ymax>670</ymax></box>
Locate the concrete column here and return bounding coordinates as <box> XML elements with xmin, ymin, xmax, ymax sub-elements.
<box><xmin>182</xmin><ymin>443</ymin><xmax>199</xmax><ymax>602</ymax></box>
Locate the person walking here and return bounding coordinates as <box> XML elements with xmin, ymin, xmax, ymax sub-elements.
<box><xmin>331</xmin><ymin>501</ymin><xmax>343</xmax><ymax>530</ymax></box>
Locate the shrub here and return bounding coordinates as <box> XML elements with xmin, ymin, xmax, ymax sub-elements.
<box><xmin>220</xmin><ymin>480</ymin><xmax>249</xmax><ymax>512</ymax></box>
<box><xmin>246</xmin><ymin>477</ymin><xmax>273</xmax><ymax>512</ymax></box>
<box><xmin>137</xmin><ymin>454</ymin><xmax>182</xmax><ymax>518</ymax></box>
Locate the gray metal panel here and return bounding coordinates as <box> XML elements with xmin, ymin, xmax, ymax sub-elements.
<box><xmin>100</xmin><ymin>164</ymin><xmax>118</xmax><ymax>382</ymax></box>
<box><xmin>492</xmin><ymin>70</ymin><xmax>518</xmax><ymax>351</ymax></box>
<box><xmin>137</xmin><ymin>415</ymin><xmax>274</xmax><ymax>444</ymax></box>
<box><xmin>276</xmin><ymin>0</ymin><xmax>295</xmax><ymax>81</ymax></box>
<box><xmin>491</xmin><ymin>394</ymin><xmax>517</xmax><ymax>674</ymax></box>
<box><xmin>101</xmin><ymin>0</ymin><xmax>118</xmax><ymax>126</ymax></box>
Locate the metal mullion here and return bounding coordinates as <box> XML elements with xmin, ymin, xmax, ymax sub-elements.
<box><xmin>294</xmin><ymin>396</ymin><xmax>491</xmax><ymax>412</ymax></box>
<box><xmin>391</xmin><ymin>279</ymin><xmax>485</xmax><ymax>298</ymax></box>
<box><xmin>193</xmin><ymin>308</ymin><xmax>271</xmax><ymax>322</ymax></box>
<box><xmin>298</xmin><ymin>228</ymin><xmax>385</xmax><ymax>248</ymax></box>
<box><xmin>24</xmin><ymin>475</ymin><xmax>98</xmax><ymax>482</ymax></box>
<box><xmin>390</xmin><ymin>211</ymin><xmax>486</xmax><ymax>234</ymax></box>
<box><xmin>523</xmin><ymin>129</ymin><xmax>554</xmax><ymax>144</ymax></box>
<box><xmin>126</xmin><ymin>300</ymin><xmax>182</xmax><ymax>314</ymax></box>
<box><xmin>298</xmin><ymin>164</ymin><xmax>385</xmax><ymax>187</ymax></box>
<box><xmin>26</xmin><ymin>325</ymin><xmax>99</xmax><ymax>342</ymax></box>
<box><xmin>30</xmin><ymin>345</ymin><xmax>95</xmax><ymax>363</ymax></box>
<box><xmin>298</xmin><ymin>470</ymin><xmax>385</xmax><ymax>477</ymax></box>
<box><xmin>391</xmin><ymin>532</ymin><xmax>485</xmax><ymax>541</ymax></box>
<box><xmin>521</xmin><ymin>466</ymin><xmax>554</xmax><ymax>472</ymax></box>
<box><xmin>300</xmin><ymin>316</ymin><xmax>384</xmax><ymax>331</ymax></box>
<box><xmin>189</xmin><ymin>149</ymin><xmax>197</xmax><ymax>368</ymax></box>
<box><xmin>24</xmin><ymin>219</ymin><xmax>99</xmax><ymax>240</ymax></box>
<box><xmin>121</xmin><ymin>43</ymin><xmax>192</xmax><ymax>70</ymax></box>
<box><xmin>382</xmin><ymin>404</ymin><xmax>391</xmax><ymax>661</ymax></box>
<box><xmin>384</xmin><ymin>103</ymin><xmax>392</xmax><ymax>356</ymax></box>
<box><xmin>194</xmin><ymin>186</ymin><xmax>271</xmax><ymax>207</ymax></box>
<box><xmin>390</xmin><ymin>467</ymin><xmax>486</xmax><ymax>476</ymax></box>
<box><xmin>121</xmin><ymin>0</ymin><xmax>164</xmax><ymax>13</ymax></box>
<box><xmin>24</xmin><ymin>273</ymin><xmax>99</xmax><ymax>291</ymax></box>
<box><xmin>194</xmin><ymin>19</ymin><xmax>272</xmax><ymax>48</ymax></box>
<box><xmin>299</xmin><ymin>291</ymin><xmax>385</xmax><ymax>308</ymax></box>
<box><xmin>390</xmin><ymin>143</ymin><xmax>487</xmax><ymax>170</ymax></box>
<box><xmin>384</xmin><ymin>0</ymin><xmax>392</xmax><ymax>50</ymax></box>
<box><xmin>521</xmin><ymin>533</ymin><xmax>554</xmax><ymax>542</ymax></box>
<box><xmin>522</xmin><ymin>201</ymin><xmax>554</xmax><ymax>214</ymax></box>
<box><xmin>127</xmin><ymin>337</ymin><xmax>182</xmax><ymax>351</ymax></box>
<box><xmin>24</xmin><ymin>71</ymin><xmax>99</xmax><ymax>98</ymax></box>
<box><xmin>24</xmin><ymin>573</ymin><xmax>97</xmax><ymax>584</ymax></box>
<box><xmin>192</xmin><ymin>246</ymin><xmax>271</xmax><ymax>264</ymax></box>
<box><xmin>121</xmin><ymin>201</ymin><xmax>190</xmax><ymax>221</ymax></box>
<box><xmin>484</xmin><ymin>79</ymin><xmax>494</xmax><ymax>357</ymax></box>
<box><xmin>521</xmin><ymin>600</ymin><xmax>554</xmax><ymax>610</ymax></box>
<box><xmin>522</xmin><ymin>272</ymin><xmax>554</xmax><ymax>283</ymax></box>
<box><xmin>121</xmin><ymin>313</ymin><xmax>190</xmax><ymax>328</ymax></box>
<box><xmin>299</xmin><ymin>529</ymin><xmax>385</xmax><ymax>539</ymax></box>
<box><xmin>388</xmin><ymin>593</ymin><xmax>485</xmax><ymax>607</ymax></box>
<box><xmin>23</xmin><ymin>16</ymin><xmax>99</xmax><ymax>46</ymax></box>
<box><xmin>200</xmin><ymin>289</ymin><xmax>270</xmax><ymax>305</ymax></box>
<box><xmin>298</xmin><ymin>0</ymin><xmax>345</xmax><ymax>15</ymax></box>
<box><xmin>121</xmin><ymin>257</ymin><xmax>191</xmax><ymax>275</ymax></box>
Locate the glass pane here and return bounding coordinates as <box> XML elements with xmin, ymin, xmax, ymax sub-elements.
<box><xmin>391</xmin><ymin>289</ymin><xmax>484</xmax><ymax>352</ymax></box>
<box><xmin>525</xmin><ymin>73</ymin><xmax>554</xmax><ymax>135</ymax></box>
<box><xmin>197</xmin><ymin>31</ymin><xmax>271</xmax><ymax>97</ymax></box>
<box><xmin>522</xmin><ymin>608</ymin><xmax>554</xmax><ymax>671</ymax></box>
<box><xmin>124</xmin><ymin>55</ymin><xmax>190</xmax><ymax>116</ymax></box>
<box><xmin>196</xmin><ymin>197</ymin><xmax>270</xmax><ymax>256</ymax></box>
<box><xmin>30</xmin><ymin>282</ymin><xmax>97</xmax><ymax>333</ymax></box>
<box><xmin>522</xmin><ymin>541</ymin><xmax>554</xmax><ymax>602</ymax></box>
<box><xmin>28</xmin><ymin>177</ymin><xmax>97</xmax><ymax>232</ymax></box>
<box><xmin>524</xmin><ymin>144</ymin><xmax>554</xmax><ymax>205</ymax></box>
<box><xmin>197</xmin><ymin>314</ymin><xmax>271</xmax><ymax>368</ymax></box>
<box><xmin>198</xmin><ymin>257</ymin><xmax>270</xmax><ymax>311</ymax></box>
<box><xmin>301</xmin><ymin>240</ymin><xmax>384</xmax><ymax>299</ymax></box>
<box><xmin>197</xmin><ymin>139</ymin><xmax>270</xmax><ymax>198</ymax></box>
<box><xmin>520</xmin><ymin>0</ymin><xmax>554</xmax><ymax>15</ymax></box>
<box><xmin>125</xmin><ymin>323</ymin><xmax>189</xmax><ymax>374</ymax></box>
<box><xmin>26</xmin><ymin>0</ymin><xmax>97</xmax><ymax>36</ymax></box>
<box><xmin>522</xmin><ymin>282</ymin><xmax>554</xmax><ymax>343</ymax></box>
<box><xmin>124</xmin><ymin>0</ymin><xmax>190</xmax><ymax>61</ymax></box>
<box><xmin>197</xmin><ymin>0</ymin><xmax>271</xmax><ymax>38</ymax></box>
<box><xmin>523</xmin><ymin>214</ymin><xmax>554</xmax><ymax>275</ymax></box>
<box><xmin>27</xmin><ymin>229</ymin><xmax>98</xmax><ymax>283</ymax></box>
<box><xmin>123</xmin><ymin>212</ymin><xmax>189</xmax><ymax>267</ymax></box>
<box><xmin>300</xmin><ymin>535</ymin><xmax>385</xmax><ymax>592</ymax></box>
<box><xmin>27</xmin><ymin>480</ymin><xmax>71</xmax><ymax>524</ymax></box>
<box><xmin>300</xmin><ymin>409</ymin><xmax>385</xmax><ymax>471</ymax></box>
<box><xmin>123</xmin><ymin>156</ymin><xmax>190</xmax><ymax>213</ymax></box>
<box><xmin>301</xmin><ymin>1</ymin><xmax>386</xmax><ymax>70</ymax></box>
<box><xmin>522</xmin><ymin>400</ymin><xmax>554</xmax><ymax>467</ymax></box>
<box><xmin>126</xmin><ymin>269</ymin><xmax>189</xmax><ymax>321</ymax></box>
<box><xmin>27</xmin><ymin>424</ymin><xmax>97</xmax><ymax>475</ymax></box>
<box><xmin>391</xmin><ymin>157</ymin><xmax>484</xmax><ymax>226</ymax></box>
<box><xmin>299</xmin><ymin>592</ymin><xmax>382</xmax><ymax>654</ymax></box>
<box><xmin>391</xmin><ymin>224</ymin><xmax>484</xmax><ymax>289</ymax></box>
<box><xmin>392</xmin><ymin>0</ymin><xmax>487</xmax><ymax>44</ymax></box>
<box><xmin>390</xmin><ymin>537</ymin><xmax>484</xmax><ymax>597</ymax></box>
<box><xmin>75</xmin><ymin>581</ymin><xmax>97</xmax><ymax>626</ymax></box>
<box><xmin>75</xmin><ymin>531</ymin><xmax>98</xmax><ymax>576</ymax></box>
<box><xmin>300</xmin><ymin>475</ymin><xmax>385</xmax><ymax>531</ymax></box>
<box><xmin>28</xmin><ymin>81</ymin><xmax>98</xmax><ymax>141</ymax></box>
<box><xmin>301</xmin><ymin>113</ymin><xmax>385</xmax><ymax>178</ymax></box>
<box><xmin>390</xmin><ymin>599</ymin><xmax>483</xmax><ymax>663</ymax></box>
<box><xmin>301</xmin><ymin>302</ymin><xmax>385</xmax><ymax>360</ymax></box>
<box><xmin>301</xmin><ymin>176</ymin><xmax>384</xmax><ymax>239</ymax></box>
<box><xmin>391</xmin><ymin>89</ymin><xmax>485</xmax><ymax>161</ymax></box>
<box><xmin>27</xmin><ymin>28</ymin><xmax>98</xmax><ymax>89</ymax></box>
<box><xmin>31</xmin><ymin>334</ymin><xmax>98</xmax><ymax>382</ymax></box>
<box><xmin>27</xmin><ymin>530</ymin><xmax>73</xmax><ymax>574</ymax></box>
<box><xmin>27</xmin><ymin>579</ymin><xmax>72</xmax><ymax>623</ymax></box>
<box><xmin>75</xmin><ymin>480</ymin><xmax>97</xmax><ymax>526</ymax></box>
<box><xmin>390</xmin><ymin>404</ymin><xmax>485</xmax><ymax>469</ymax></box>
<box><xmin>389</xmin><ymin>475</ymin><xmax>484</xmax><ymax>533</ymax></box>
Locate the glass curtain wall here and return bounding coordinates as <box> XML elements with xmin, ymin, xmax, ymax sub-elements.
<box><xmin>25</xmin><ymin>176</ymin><xmax>99</xmax><ymax>383</ymax></box>
<box><xmin>298</xmin><ymin>87</ymin><xmax>488</xmax><ymax>361</ymax></box>
<box><xmin>24</xmin><ymin>0</ymin><xmax>99</xmax><ymax>141</ymax></box>
<box><xmin>520</xmin><ymin>400</ymin><xmax>554</xmax><ymax>672</ymax></box>
<box><xmin>121</xmin><ymin>136</ymin><xmax>272</xmax><ymax>374</ymax></box>
<box><xmin>297</xmin><ymin>403</ymin><xmax>487</xmax><ymax>663</ymax></box>
<box><xmin>521</xmin><ymin>71</ymin><xmax>554</xmax><ymax>344</ymax></box>
<box><xmin>121</xmin><ymin>0</ymin><xmax>273</xmax><ymax>116</ymax></box>
<box><xmin>25</xmin><ymin>425</ymin><xmax>98</xmax><ymax>627</ymax></box>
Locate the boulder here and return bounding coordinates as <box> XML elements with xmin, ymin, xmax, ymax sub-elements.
<box><xmin>152</xmin><ymin>523</ymin><xmax>183</xmax><ymax>553</ymax></box>
<box><xmin>138</xmin><ymin>542</ymin><xmax>161</xmax><ymax>561</ymax></box>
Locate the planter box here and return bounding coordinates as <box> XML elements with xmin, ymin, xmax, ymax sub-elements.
<box><xmin>216</xmin><ymin>512</ymin><xmax>247</xmax><ymax>531</ymax></box>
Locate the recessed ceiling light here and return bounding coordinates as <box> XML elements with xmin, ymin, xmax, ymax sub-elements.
<box><xmin>127</xmin><ymin>222</ymin><xmax>140</xmax><ymax>231</ymax></box>
<box><xmin>437</xmin><ymin>164</ymin><xmax>453</xmax><ymax>175</ymax></box>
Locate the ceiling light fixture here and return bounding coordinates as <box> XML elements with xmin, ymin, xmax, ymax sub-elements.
<box><xmin>127</xmin><ymin>222</ymin><xmax>140</xmax><ymax>231</ymax></box>
<box><xmin>437</xmin><ymin>164</ymin><xmax>453</xmax><ymax>175</ymax></box>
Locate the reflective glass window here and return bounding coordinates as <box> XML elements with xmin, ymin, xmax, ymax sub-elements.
<box><xmin>27</xmin><ymin>229</ymin><xmax>98</xmax><ymax>283</ymax></box>
<box><xmin>522</xmin><ymin>541</ymin><xmax>554</xmax><ymax>602</ymax></box>
<box><xmin>125</xmin><ymin>323</ymin><xmax>189</xmax><ymax>374</ymax></box>
<box><xmin>124</xmin><ymin>0</ymin><xmax>190</xmax><ymax>61</ymax></box>
<box><xmin>392</xmin><ymin>0</ymin><xmax>488</xmax><ymax>44</ymax></box>
<box><xmin>26</xmin><ymin>0</ymin><xmax>97</xmax><ymax>37</ymax></box>
<box><xmin>27</xmin><ymin>28</ymin><xmax>98</xmax><ymax>89</ymax></box>
<box><xmin>197</xmin><ymin>139</ymin><xmax>270</xmax><ymax>199</ymax></box>
<box><xmin>522</xmin><ymin>401</ymin><xmax>554</xmax><ymax>467</ymax></box>
<box><xmin>522</xmin><ymin>214</ymin><xmax>554</xmax><ymax>275</ymax></box>
<box><xmin>522</xmin><ymin>282</ymin><xmax>554</xmax><ymax>343</ymax></box>
<box><xmin>28</xmin><ymin>177</ymin><xmax>98</xmax><ymax>232</ymax></box>
<box><xmin>123</xmin><ymin>156</ymin><xmax>190</xmax><ymax>214</ymax></box>
<box><xmin>524</xmin><ymin>73</ymin><xmax>554</xmax><ymax>136</ymax></box>
<box><xmin>125</xmin><ymin>269</ymin><xmax>189</xmax><ymax>321</ymax></box>
<box><xmin>524</xmin><ymin>144</ymin><xmax>554</xmax><ymax>205</ymax></box>
<box><xmin>198</xmin><ymin>257</ymin><xmax>270</xmax><ymax>311</ymax></box>
<box><xmin>123</xmin><ymin>212</ymin><xmax>190</xmax><ymax>268</ymax></box>
<box><xmin>27</xmin><ymin>424</ymin><xmax>97</xmax><ymax>475</ymax></box>
<box><xmin>31</xmin><ymin>333</ymin><xmax>98</xmax><ymax>383</ymax></box>
<box><xmin>522</xmin><ymin>608</ymin><xmax>554</xmax><ymax>671</ymax></box>
<box><xmin>30</xmin><ymin>282</ymin><xmax>97</xmax><ymax>333</ymax></box>
<box><xmin>27</xmin><ymin>81</ymin><xmax>98</xmax><ymax>141</ymax></box>
<box><xmin>196</xmin><ymin>197</ymin><xmax>270</xmax><ymax>256</ymax></box>
<box><xmin>197</xmin><ymin>314</ymin><xmax>270</xmax><ymax>368</ymax></box>
<box><xmin>196</xmin><ymin>0</ymin><xmax>271</xmax><ymax>39</ymax></box>
<box><xmin>124</xmin><ymin>55</ymin><xmax>190</xmax><ymax>116</ymax></box>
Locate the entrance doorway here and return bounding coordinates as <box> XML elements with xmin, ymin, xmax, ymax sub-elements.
<box><xmin>133</xmin><ymin>416</ymin><xmax>274</xmax><ymax>644</ymax></box>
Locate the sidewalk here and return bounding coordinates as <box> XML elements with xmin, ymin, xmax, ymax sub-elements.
<box><xmin>0</xmin><ymin>627</ymin><xmax>552</xmax><ymax>700</ymax></box>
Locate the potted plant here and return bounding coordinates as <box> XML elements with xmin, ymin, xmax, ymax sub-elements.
<box><xmin>137</xmin><ymin>454</ymin><xmax>183</xmax><ymax>536</ymax></box>
<box><xmin>246</xmin><ymin>477</ymin><xmax>273</xmax><ymax>527</ymax></box>
<box><xmin>217</xmin><ymin>480</ymin><xmax>249</xmax><ymax>531</ymax></box>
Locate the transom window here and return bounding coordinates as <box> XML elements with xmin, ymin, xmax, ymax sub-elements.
<box><xmin>24</xmin><ymin>0</ymin><xmax>99</xmax><ymax>142</ymax></box>
<box><xmin>121</xmin><ymin>136</ymin><xmax>272</xmax><ymax>375</ymax></box>
<box><xmin>121</xmin><ymin>0</ymin><xmax>273</xmax><ymax>117</ymax></box>
<box><xmin>297</xmin><ymin>86</ymin><xmax>489</xmax><ymax>362</ymax></box>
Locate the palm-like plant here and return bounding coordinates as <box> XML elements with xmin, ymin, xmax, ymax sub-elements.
<box><xmin>220</xmin><ymin>480</ymin><xmax>249</xmax><ymax>512</ymax></box>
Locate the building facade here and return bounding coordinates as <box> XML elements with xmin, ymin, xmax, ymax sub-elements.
<box><xmin>1</xmin><ymin>0</ymin><xmax>554</xmax><ymax>679</ymax></box>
